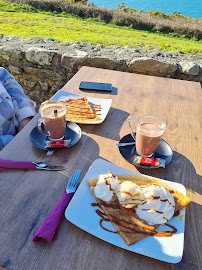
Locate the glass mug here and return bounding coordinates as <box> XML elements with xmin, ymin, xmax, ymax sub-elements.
<box><xmin>38</xmin><ymin>100</ymin><xmax>66</xmax><ymax>141</ymax></box>
<box><xmin>128</xmin><ymin>115</ymin><xmax>167</xmax><ymax>157</ymax></box>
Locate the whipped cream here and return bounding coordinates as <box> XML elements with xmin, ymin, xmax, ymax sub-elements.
<box><xmin>94</xmin><ymin>173</ymin><xmax>142</xmax><ymax>206</ymax></box>
<box><xmin>136</xmin><ymin>183</ymin><xmax>175</xmax><ymax>225</ymax></box>
<box><xmin>117</xmin><ymin>181</ymin><xmax>143</xmax><ymax>208</ymax></box>
<box><xmin>94</xmin><ymin>172</ymin><xmax>121</xmax><ymax>202</ymax></box>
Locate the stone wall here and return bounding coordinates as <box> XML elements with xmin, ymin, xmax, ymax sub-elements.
<box><xmin>0</xmin><ymin>35</ymin><xmax>201</xmax><ymax>109</ymax></box>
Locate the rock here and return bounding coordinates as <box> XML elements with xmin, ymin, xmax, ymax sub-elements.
<box><xmin>24</xmin><ymin>66</ymin><xmax>63</xmax><ymax>81</ymax></box>
<box><xmin>0</xmin><ymin>45</ymin><xmax>23</xmax><ymax>58</ymax></box>
<box><xmin>43</xmin><ymin>38</ymin><xmax>60</xmax><ymax>43</ymax></box>
<box><xmin>149</xmin><ymin>49</ymin><xmax>164</xmax><ymax>57</ymax></box>
<box><xmin>89</xmin><ymin>56</ymin><xmax>120</xmax><ymax>70</ymax></box>
<box><xmin>0</xmin><ymin>52</ymin><xmax>9</xmax><ymax>61</ymax></box>
<box><xmin>22</xmin><ymin>76</ymin><xmax>37</xmax><ymax>89</ymax></box>
<box><xmin>26</xmin><ymin>37</ymin><xmax>58</xmax><ymax>44</ymax></box>
<box><xmin>3</xmin><ymin>36</ymin><xmax>20</xmax><ymax>41</ymax></box>
<box><xmin>38</xmin><ymin>80</ymin><xmax>49</xmax><ymax>91</ymax></box>
<box><xmin>95</xmin><ymin>44</ymin><xmax>105</xmax><ymax>50</ymax></box>
<box><xmin>51</xmin><ymin>81</ymin><xmax>64</xmax><ymax>92</ymax></box>
<box><xmin>8</xmin><ymin>65</ymin><xmax>23</xmax><ymax>74</ymax></box>
<box><xmin>25</xmin><ymin>47</ymin><xmax>55</xmax><ymax>66</ymax></box>
<box><xmin>61</xmin><ymin>50</ymin><xmax>88</xmax><ymax>70</ymax></box>
<box><xmin>127</xmin><ymin>58</ymin><xmax>177</xmax><ymax>76</ymax></box>
<box><xmin>180</xmin><ymin>61</ymin><xmax>200</xmax><ymax>76</ymax></box>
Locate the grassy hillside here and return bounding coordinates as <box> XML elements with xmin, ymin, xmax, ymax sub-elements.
<box><xmin>0</xmin><ymin>0</ymin><xmax>202</xmax><ymax>54</ymax></box>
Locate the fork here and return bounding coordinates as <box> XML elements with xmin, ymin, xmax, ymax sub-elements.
<box><xmin>66</xmin><ymin>170</ymin><xmax>82</xmax><ymax>194</ymax></box>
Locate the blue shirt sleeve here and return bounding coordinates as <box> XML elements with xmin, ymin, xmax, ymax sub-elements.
<box><xmin>0</xmin><ymin>134</ymin><xmax>14</xmax><ymax>150</ymax></box>
<box><xmin>0</xmin><ymin>68</ymin><xmax>36</xmax><ymax>122</ymax></box>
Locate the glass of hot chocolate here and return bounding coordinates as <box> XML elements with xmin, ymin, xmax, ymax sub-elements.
<box><xmin>128</xmin><ymin>115</ymin><xmax>167</xmax><ymax>157</ymax></box>
<box><xmin>38</xmin><ymin>100</ymin><xmax>66</xmax><ymax>141</ymax></box>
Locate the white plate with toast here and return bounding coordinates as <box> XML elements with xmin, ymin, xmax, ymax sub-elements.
<box><xmin>65</xmin><ymin>158</ymin><xmax>188</xmax><ymax>263</ymax></box>
<box><xmin>51</xmin><ymin>90</ymin><xmax>112</xmax><ymax>124</ymax></box>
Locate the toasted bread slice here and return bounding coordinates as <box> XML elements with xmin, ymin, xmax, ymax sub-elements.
<box><xmin>62</xmin><ymin>97</ymin><xmax>100</xmax><ymax>122</ymax></box>
<box><xmin>88</xmin><ymin>175</ymin><xmax>191</xmax><ymax>245</ymax></box>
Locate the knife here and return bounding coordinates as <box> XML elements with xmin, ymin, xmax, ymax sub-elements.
<box><xmin>35</xmin><ymin>165</ymin><xmax>67</xmax><ymax>171</ymax></box>
<box><xmin>32</xmin><ymin>170</ymin><xmax>82</xmax><ymax>243</ymax></box>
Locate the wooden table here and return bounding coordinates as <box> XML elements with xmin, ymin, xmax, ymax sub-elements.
<box><xmin>0</xmin><ymin>67</ymin><xmax>201</xmax><ymax>270</ymax></box>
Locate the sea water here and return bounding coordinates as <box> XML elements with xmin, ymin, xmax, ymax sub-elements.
<box><xmin>89</xmin><ymin>0</ymin><xmax>202</xmax><ymax>18</ymax></box>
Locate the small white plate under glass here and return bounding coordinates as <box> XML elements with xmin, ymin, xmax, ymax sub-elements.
<box><xmin>51</xmin><ymin>90</ymin><xmax>112</xmax><ymax>124</ymax></box>
<box><xmin>65</xmin><ymin>158</ymin><xmax>187</xmax><ymax>263</ymax></box>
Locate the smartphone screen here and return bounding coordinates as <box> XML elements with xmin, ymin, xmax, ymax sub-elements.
<box><xmin>79</xmin><ymin>81</ymin><xmax>112</xmax><ymax>92</ymax></box>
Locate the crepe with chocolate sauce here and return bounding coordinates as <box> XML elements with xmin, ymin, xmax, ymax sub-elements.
<box><xmin>88</xmin><ymin>175</ymin><xmax>191</xmax><ymax>246</ymax></box>
<box><xmin>62</xmin><ymin>97</ymin><xmax>100</xmax><ymax>122</ymax></box>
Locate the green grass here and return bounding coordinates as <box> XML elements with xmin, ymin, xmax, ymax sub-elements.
<box><xmin>0</xmin><ymin>1</ymin><xmax>202</xmax><ymax>54</ymax></box>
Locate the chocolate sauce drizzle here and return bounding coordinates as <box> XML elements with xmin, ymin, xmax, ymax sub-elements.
<box><xmin>91</xmin><ymin>203</ymin><xmax>177</xmax><ymax>237</ymax></box>
<box><xmin>173</xmin><ymin>210</ymin><xmax>180</xmax><ymax>217</ymax></box>
<box><xmin>92</xmin><ymin>104</ymin><xmax>102</xmax><ymax>115</ymax></box>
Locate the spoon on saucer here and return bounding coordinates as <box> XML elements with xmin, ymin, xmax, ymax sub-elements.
<box><xmin>116</xmin><ymin>142</ymin><xmax>136</xmax><ymax>147</ymax></box>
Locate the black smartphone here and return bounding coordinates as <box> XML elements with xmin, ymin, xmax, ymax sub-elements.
<box><xmin>79</xmin><ymin>81</ymin><xmax>112</xmax><ymax>92</ymax></box>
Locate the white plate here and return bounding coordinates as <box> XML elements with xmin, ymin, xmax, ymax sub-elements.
<box><xmin>65</xmin><ymin>158</ymin><xmax>187</xmax><ymax>263</ymax></box>
<box><xmin>51</xmin><ymin>90</ymin><xmax>112</xmax><ymax>124</ymax></box>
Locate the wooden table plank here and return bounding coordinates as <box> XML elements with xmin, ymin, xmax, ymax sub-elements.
<box><xmin>0</xmin><ymin>67</ymin><xmax>201</xmax><ymax>270</ymax></box>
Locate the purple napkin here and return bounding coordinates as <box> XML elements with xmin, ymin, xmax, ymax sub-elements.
<box><xmin>0</xmin><ymin>159</ymin><xmax>36</xmax><ymax>171</ymax></box>
<box><xmin>32</xmin><ymin>190</ymin><xmax>74</xmax><ymax>243</ymax></box>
